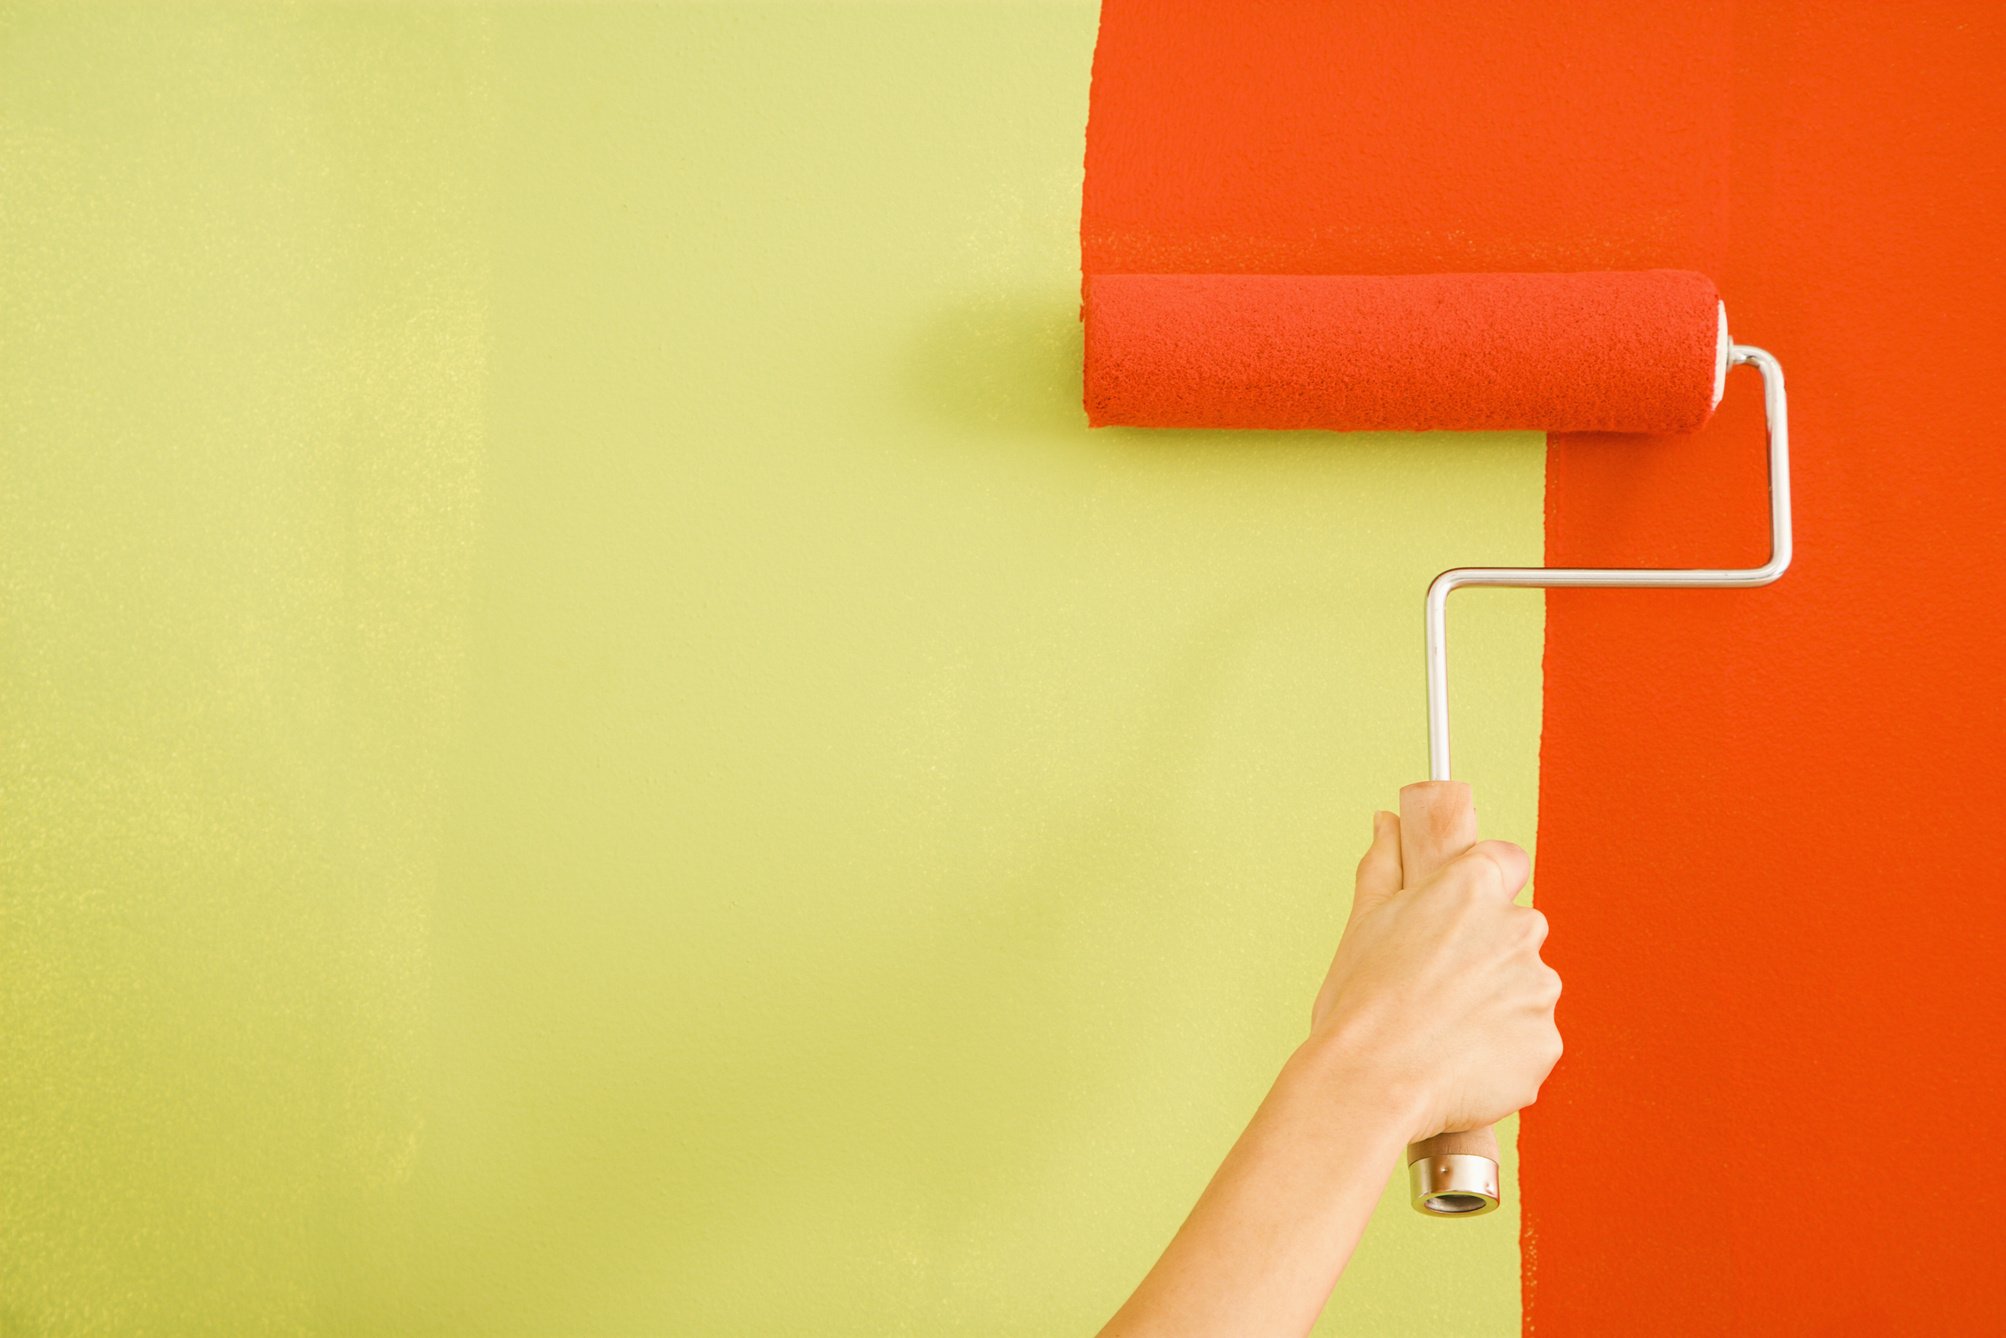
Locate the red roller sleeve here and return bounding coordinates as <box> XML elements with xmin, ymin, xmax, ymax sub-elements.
<box><xmin>1084</xmin><ymin>270</ymin><xmax>1724</xmax><ymax>434</ymax></box>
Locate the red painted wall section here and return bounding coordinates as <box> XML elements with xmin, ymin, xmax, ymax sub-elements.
<box><xmin>1083</xmin><ymin>2</ymin><xmax>1731</xmax><ymax>277</ymax></box>
<box><xmin>1537</xmin><ymin>7</ymin><xmax>2006</xmax><ymax>1330</ymax></box>
<box><xmin>1084</xmin><ymin>1</ymin><xmax>2006</xmax><ymax>1331</ymax></box>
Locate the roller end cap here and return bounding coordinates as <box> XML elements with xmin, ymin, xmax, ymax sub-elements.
<box><xmin>1409</xmin><ymin>1154</ymin><xmax>1501</xmax><ymax>1217</ymax></box>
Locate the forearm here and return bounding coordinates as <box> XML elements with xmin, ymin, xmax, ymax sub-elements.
<box><xmin>1098</xmin><ymin>1038</ymin><xmax>1422</xmax><ymax>1338</ymax></box>
<box><xmin>1097</xmin><ymin>806</ymin><xmax>1559</xmax><ymax>1335</ymax></box>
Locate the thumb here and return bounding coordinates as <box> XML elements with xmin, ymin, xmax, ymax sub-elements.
<box><xmin>1349</xmin><ymin>810</ymin><xmax>1404</xmax><ymax>923</ymax></box>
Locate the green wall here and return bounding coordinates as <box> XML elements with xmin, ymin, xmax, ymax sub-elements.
<box><xmin>0</xmin><ymin>4</ymin><xmax>1543</xmax><ymax>1332</ymax></box>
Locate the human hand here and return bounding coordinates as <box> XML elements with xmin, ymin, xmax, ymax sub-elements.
<box><xmin>1309</xmin><ymin>809</ymin><xmax>1562</xmax><ymax>1145</ymax></box>
<box><xmin>1096</xmin><ymin>804</ymin><xmax>1560</xmax><ymax>1336</ymax></box>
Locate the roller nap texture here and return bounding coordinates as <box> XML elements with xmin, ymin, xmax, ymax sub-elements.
<box><xmin>1084</xmin><ymin>270</ymin><xmax>1724</xmax><ymax>434</ymax></box>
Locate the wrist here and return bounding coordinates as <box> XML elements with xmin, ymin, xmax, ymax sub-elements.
<box><xmin>1284</xmin><ymin>1024</ymin><xmax>1435</xmax><ymax>1149</ymax></box>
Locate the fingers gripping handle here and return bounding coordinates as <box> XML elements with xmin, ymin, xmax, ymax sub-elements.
<box><xmin>1399</xmin><ymin>781</ymin><xmax>1504</xmax><ymax>1218</ymax></box>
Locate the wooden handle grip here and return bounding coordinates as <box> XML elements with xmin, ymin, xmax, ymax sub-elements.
<box><xmin>1398</xmin><ymin>780</ymin><xmax>1503</xmax><ymax>1217</ymax></box>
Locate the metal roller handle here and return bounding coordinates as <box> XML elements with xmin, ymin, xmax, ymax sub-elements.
<box><xmin>1424</xmin><ymin>345</ymin><xmax>1791</xmax><ymax>784</ymax></box>
<box><xmin>1409</xmin><ymin>344</ymin><xmax>1791</xmax><ymax>1218</ymax></box>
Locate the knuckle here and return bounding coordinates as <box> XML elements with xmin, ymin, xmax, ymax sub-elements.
<box><xmin>1524</xmin><ymin>970</ymin><xmax>1562</xmax><ymax>1011</ymax></box>
<box><xmin>1462</xmin><ymin>842</ymin><xmax>1527</xmax><ymax>898</ymax></box>
<box><xmin>1473</xmin><ymin>850</ymin><xmax>1508</xmax><ymax>889</ymax></box>
<box><xmin>1455</xmin><ymin>855</ymin><xmax>1503</xmax><ymax>899</ymax></box>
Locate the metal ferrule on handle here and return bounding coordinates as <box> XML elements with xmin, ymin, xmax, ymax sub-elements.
<box><xmin>1408</xmin><ymin>343</ymin><xmax>1792</xmax><ymax>1217</ymax></box>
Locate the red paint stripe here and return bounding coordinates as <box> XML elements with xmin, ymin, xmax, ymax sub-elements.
<box><xmin>1082</xmin><ymin>271</ymin><xmax>1724</xmax><ymax>433</ymax></box>
<box><xmin>1534</xmin><ymin>7</ymin><xmax>2006</xmax><ymax>1330</ymax></box>
<box><xmin>1084</xmin><ymin>1</ymin><xmax>2006</xmax><ymax>1329</ymax></box>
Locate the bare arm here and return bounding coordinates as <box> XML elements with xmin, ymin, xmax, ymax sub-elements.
<box><xmin>1098</xmin><ymin>808</ymin><xmax>1562</xmax><ymax>1337</ymax></box>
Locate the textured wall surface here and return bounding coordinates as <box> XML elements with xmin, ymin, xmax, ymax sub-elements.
<box><xmin>1086</xmin><ymin>1</ymin><xmax>2006</xmax><ymax>1333</ymax></box>
<box><xmin>1533</xmin><ymin>6</ymin><xmax>2006</xmax><ymax>1331</ymax></box>
<box><xmin>0</xmin><ymin>3</ymin><xmax>1546</xmax><ymax>1334</ymax></box>
<box><xmin>1082</xmin><ymin>4</ymin><xmax>1581</xmax><ymax>1331</ymax></box>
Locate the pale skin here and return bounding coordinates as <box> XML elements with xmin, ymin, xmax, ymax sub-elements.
<box><xmin>1098</xmin><ymin>808</ymin><xmax>1563</xmax><ymax>1338</ymax></box>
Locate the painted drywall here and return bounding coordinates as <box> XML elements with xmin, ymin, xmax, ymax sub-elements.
<box><xmin>0</xmin><ymin>6</ymin><xmax>492</xmax><ymax>1329</ymax></box>
<box><xmin>1083</xmin><ymin>5</ymin><xmax>1548</xmax><ymax>1331</ymax></box>
<box><xmin>1086</xmin><ymin>1</ymin><xmax>2006</xmax><ymax>1332</ymax></box>
<box><xmin>0</xmin><ymin>3</ymin><xmax>1545</xmax><ymax>1334</ymax></box>
<box><xmin>1533</xmin><ymin>5</ymin><xmax>2006</xmax><ymax>1331</ymax></box>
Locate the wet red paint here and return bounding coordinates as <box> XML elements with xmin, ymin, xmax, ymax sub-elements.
<box><xmin>1084</xmin><ymin>1</ymin><xmax>2006</xmax><ymax>1330</ymax></box>
<box><xmin>1083</xmin><ymin>271</ymin><xmax>1723</xmax><ymax>433</ymax></box>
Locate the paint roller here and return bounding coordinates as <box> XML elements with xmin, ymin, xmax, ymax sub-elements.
<box><xmin>1083</xmin><ymin>269</ymin><xmax>1793</xmax><ymax>1217</ymax></box>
